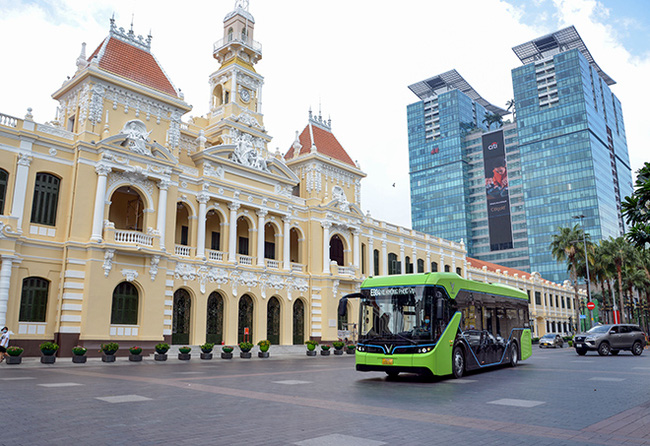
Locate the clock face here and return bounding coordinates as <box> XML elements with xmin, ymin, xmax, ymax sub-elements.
<box><xmin>240</xmin><ymin>89</ymin><xmax>250</xmax><ymax>102</ymax></box>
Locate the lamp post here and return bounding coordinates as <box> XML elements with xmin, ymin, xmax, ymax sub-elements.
<box><xmin>573</xmin><ymin>214</ymin><xmax>593</xmax><ymax>330</ymax></box>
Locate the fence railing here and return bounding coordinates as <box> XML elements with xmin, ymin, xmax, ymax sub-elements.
<box><xmin>114</xmin><ymin>230</ymin><xmax>153</xmax><ymax>246</ymax></box>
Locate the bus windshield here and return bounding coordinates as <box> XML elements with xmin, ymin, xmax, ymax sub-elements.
<box><xmin>359</xmin><ymin>285</ymin><xmax>450</xmax><ymax>343</ymax></box>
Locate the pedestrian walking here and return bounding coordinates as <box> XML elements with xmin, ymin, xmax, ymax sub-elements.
<box><xmin>0</xmin><ymin>327</ymin><xmax>9</xmax><ymax>363</ymax></box>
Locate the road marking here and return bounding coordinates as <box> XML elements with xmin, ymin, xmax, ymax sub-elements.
<box><xmin>38</xmin><ymin>383</ymin><xmax>83</xmax><ymax>388</ymax></box>
<box><xmin>294</xmin><ymin>433</ymin><xmax>386</xmax><ymax>446</ymax></box>
<box><xmin>96</xmin><ymin>395</ymin><xmax>152</xmax><ymax>403</ymax></box>
<box><xmin>632</xmin><ymin>367</ymin><xmax>650</xmax><ymax>371</ymax></box>
<box><xmin>488</xmin><ymin>398</ymin><xmax>545</xmax><ymax>408</ymax></box>
<box><xmin>589</xmin><ymin>377</ymin><xmax>625</xmax><ymax>382</ymax></box>
<box><xmin>273</xmin><ymin>380</ymin><xmax>313</xmax><ymax>385</ymax></box>
<box><xmin>174</xmin><ymin>371</ymin><xmax>204</xmax><ymax>375</ymax></box>
<box><xmin>1</xmin><ymin>377</ymin><xmax>35</xmax><ymax>381</ymax></box>
<box><xmin>444</xmin><ymin>379</ymin><xmax>478</xmax><ymax>384</ymax></box>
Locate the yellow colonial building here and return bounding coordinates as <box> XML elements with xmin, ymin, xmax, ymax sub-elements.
<box><xmin>0</xmin><ymin>3</ymin><xmax>470</xmax><ymax>355</ymax></box>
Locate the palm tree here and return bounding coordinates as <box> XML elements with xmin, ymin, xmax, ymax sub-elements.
<box><xmin>592</xmin><ymin>242</ymin><xmax>615</xmax><ymax>323</ymax></box>
<box><xmin>482</xmin><ymin>112</ymin><xmax>503</xmax><ymax>131</ymax></box>
<box><xmin>605</xmin><ymin>237</ymin><xmax>637</xmax><ymax>323</ymax></box>
<box><xmin>551</xmin><ymin>224</ymin><xmax>586</xmax><ymax>331</ymax></box>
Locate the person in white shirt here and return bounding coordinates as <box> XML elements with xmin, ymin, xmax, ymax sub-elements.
<box><xmin>0</xmin><ymin>327</ymin><xmax>10</xmax><ymax>363</ymax></box>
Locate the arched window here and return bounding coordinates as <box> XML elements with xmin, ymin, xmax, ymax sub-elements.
<box><xmin>267</xmin><ymin>297</ymin><xmax>280</xmax><ymax>345</ymax></box>
<box><xmin>227</xmin><ymin>27</ymin><xmax>234</xmax><ymax>42</ymax></box>
<box><xmin>431</xmin><ymin>262</ymin><xmax>438</xmax><ymax>272</ymax></box>
<box><xmin>329</xmin><ymin>235</ymin><xmax>344</xmax><ymax>266</ymax></box>
<box><xmin>388</xmin><ymin>253</ymin><xmax>399</xmax><ymax>275</ymax></box>
<box><xmin>172</xmin><ymin>289</ymin><xmax>191</xmax><ymax>345</ymax></box>
<box><xmin>238</xmin><ymin>294</ymin><xmax>254</xmax><ymax>343</ymax></box>
<box><xmin>293</xmin><ymin>299</ymin><xmax>305</xmax><ymax>345</ymax></box>
<box><xmin>206</xmin><ymin>292</ymin><xmax>224</xmax><ymax>344</ymax></box>
<box><xmin>109</xmin><ymin>186</ymin><xmax>145</xmax><ymax>231</ymax></box>
<box><xmin>417</xmin><ymin>259</ymin><xmax>425</xmax><ymax>273</ymax></box>
<box><xmin>361</xmin><ymin>243</ymin><xmax>366</xmax><ymax>274</ymax></box>
<box><xmin>31</xmin><ymin>172</ymin><xmax>60</xmax><ymax>226</ymax></box>
<box><xmin>405</xmin><ymin>256</ymin><xmax>413</xmax><ymax>274</ymax></box>
<box><xmin>456</xmin><ymin>267</ymin><xmax>462</xmax><ymax>275</ymax></box>
<box><xmin>373</xmin><ymin>249</ymin><xmax>380</xmax><ymax>276</ymax></box>
<box><xmin>444</xmin><ymin>265</ymin><xmax>450</xmax><ymax>272</ymax></box>
<box><xmin>111</xmin><ymin>282</ymin><xmax>139</xmax><ymax>325</ymax></box>
<box><xmin>0</xmin><ymin>168</ymin><xmax>7</xmax><ymax>215</ymax></box>
<box><xmin>19</xmin><ymin>277</ymin><xmax>49</xmax><ymax>322</ymax></box>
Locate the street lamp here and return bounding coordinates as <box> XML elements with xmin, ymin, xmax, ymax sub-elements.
<box><xmin>573</xmin><ymin>214</ymin><xmax>593</xmax><ymax>329</ymax></box>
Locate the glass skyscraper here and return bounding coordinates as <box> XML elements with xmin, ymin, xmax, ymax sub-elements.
<box><xmin>407</xmin><ymin>27</ymin><xmax>633</xmax><ymax>283</ymax></box>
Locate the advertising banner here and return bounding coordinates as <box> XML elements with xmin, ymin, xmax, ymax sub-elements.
<box><xmin>482</xmin><ymin>130</ymin><xmax>513</xmax><ymax>251</ymax></box>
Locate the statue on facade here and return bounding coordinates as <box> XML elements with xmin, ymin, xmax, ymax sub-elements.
<box><xmin>120</xmin><ymin>119</ymin><xmax>152</xmax><ymax>155</ymax></box>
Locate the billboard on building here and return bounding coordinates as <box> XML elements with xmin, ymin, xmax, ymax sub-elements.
<box><xmin>482</xmin><ymin>130</ymin><xmax>513</xmax><ymax>251</ymax></box>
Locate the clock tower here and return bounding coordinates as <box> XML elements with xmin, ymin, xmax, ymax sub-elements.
<box><xmin>206</xmin><ymin>0</ymin><xmax>270</xmax><ymax>156</ymax></box>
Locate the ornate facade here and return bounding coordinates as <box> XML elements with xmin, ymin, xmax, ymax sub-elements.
<box><xmin>0</xmin><ymin>3</ymin><xmax>468</xmax><ymax>354</ymax></box>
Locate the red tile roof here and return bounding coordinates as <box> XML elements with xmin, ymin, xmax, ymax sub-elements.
<box><xmin>285</xmin><ymin>123</ymin><xmax>356</xmax><ymax>167</ymax></box>
<box><xmin>466</xmin><ymin>257</ymin><xmax>534</xmax><ymax>281</ymax></box>
<box><xmin>88</xmin><ymin>37</ymin><xmax>178</xmax><ymax>97</ymax></box>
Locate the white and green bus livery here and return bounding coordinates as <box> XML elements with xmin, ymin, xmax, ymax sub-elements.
<box><xmin>340</xmin><ymin>272</ymin><xmax>532</xmax><ymax>378</ymax></box>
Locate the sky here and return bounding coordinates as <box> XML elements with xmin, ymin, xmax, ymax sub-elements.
<box><xmin>0</xmin><ymin>0</ymin><xmax>648</xmax><ymax>230</ymax></box>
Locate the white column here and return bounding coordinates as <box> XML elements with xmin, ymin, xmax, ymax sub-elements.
<box><xmin>197</xmin><ymin>192</ymin><xmax>209</xmax><ymax>259</ymax></box>
<box><xmin>352</xmin><ymin>229</ymin><xmax>360</xmax><ymax>269</ymax></box>
<box><xmin>368</xmin><ymin>238</ymin><xmax>375</xmax><ymax>276</ymax></box>
<box><xmin>426</xmin><ymin>250</ymin><xmax>431</xmax><ymax>272</ymax></box>
<box><xmin>412</xmin><ymin>249</ymin><xmax>418</xmax><ymax>273</ymax></box>
<box><xmin>11</xmin><ymin>153</ymin><xmax>32</xmax><ymax>231</ymax></box>
<box><xmin>0</xmin><ymin>257</ymin><xmax>14</xmax><ymax>327</ymax></box>
<box><xmin>156</xmin><ymin>179</ymin><xmax>171</xmax><ymax>251</ymax></box>
<box><xmin>322</xmin><ymin>222</ymin><xmax>331</xmax><ymax>274</ymax></box>
<box><xmin>400</xmin><ymin>246</ymin><xmax>406</xmax><ymax>274</ymax></box>
<box><xmin>381</xmin><ymin>241</ymin><xmax>387</xmax><ymax>276</ymax></box>
<box><xmin>228</xmin><ymin>202</ymin><xmax>240</xmax><ymax>262</ymax></box>
<box><xmin>282</xmin><ymin>216</ymin><xmax>291</xmax><ymax>270</ymax></box>
<box><xmin>91</xmin><ymin>164</ymin><xmax>111</xmax><ymax>242</ymax></box>
<box><xmin>257</xmin><ymin>85</ymin><xmax>263</xmax><ymax>114</ymax></box>
<box><xmin>232</xmin><ymin>70</ymin><xmax>238</xmax><ymax>104</ymax></box>
<box><xmin>256</xmin><ymin>209</ymin><xmax>267</xmax><ymax>267</ymax></box>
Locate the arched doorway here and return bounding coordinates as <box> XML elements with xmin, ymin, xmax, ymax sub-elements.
<box><xmin>293</xmin><ymin>299</ymin><xmax>305</xmax><ymax>345</ymax></box>
<box><xmin>172</xmin><ymin>289</ymin><xmax>191</xmax><ymax>344</ymax></box>
<box><xmin>289</xmin><ymin>227</ymin><xmax>301</xmax><ymax>263</ymax></box>
<box><xmin>175</xmin><ymin>202</ymin><xmax>190</xmax><ymax>247</ymax></box>
<box><xmin>237</xmin><ymin>216</ymin><xmax>251</xmax><ymax>256</ymax></box>
<box><xmin>264</xmin><ymin>223</ymin><xmax>277</xmax><ymax>260</ymax></box>
<box><xmin>329</xmin><ymin>235</ymin><xmax>344</xmax><ymax>266</ymax></box>
<box><xmin>109</xmin><ymin>186</ymin><xmax>145</xmax><ymax>231</ymax></box>
<box><xmin>206</xmin><ymin>292</ymin><xmax>224</xmax><ymax>344</ymax></box>
<box><xmin>267</xmin><ymin>297</ymin><xmax>281</xmax><ymax>345</ymax></box>
<box><xmin>238</xmin><ymin>294</ymin><xmax>254</xmax><ymax>343</ymax></box>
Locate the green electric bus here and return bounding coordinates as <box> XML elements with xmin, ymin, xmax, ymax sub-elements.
<box><xmin>339</xmin><ymin>272</ymin><xmax>532</xmax><ymax>378</ymax></box>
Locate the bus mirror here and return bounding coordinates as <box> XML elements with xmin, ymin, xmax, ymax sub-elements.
<box><xmin>338</xmin><ymin>297</ymin><xmax>348</xmax><ymax>316</ymax></box>
<box><xmin>436</xmin><ymin>299</ymin><xmax>444</xmax><ymax>319</ymax></box>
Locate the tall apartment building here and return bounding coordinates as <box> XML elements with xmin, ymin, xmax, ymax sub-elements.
<box><xmin>407</xmin><ymin>27</ymin><xmax>633</xmax><ymax>283</ymax></box>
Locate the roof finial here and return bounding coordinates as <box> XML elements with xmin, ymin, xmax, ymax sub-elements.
<box><xmin>235</xmin><ymin>0</ymin><xmax>249</xmax><ymax>10</ymax></box>
<box><xmin>76</xmin><ymin>42</ymin><xmax>88</xmax><ymax>71</ymax></box>
<box><xmin>110</xmin><ymin>13</ymin><xmax>116</xmax><ymax>32</ymax></box>
<box><xmin>308</xmin><ymin>107</ymin><xmax>313</xmax><ymax>120</ymax></box>
<box><xmin>128</xmin><ymin>13</ymin><xmax>135</xmax><ymax>36</ymax></box>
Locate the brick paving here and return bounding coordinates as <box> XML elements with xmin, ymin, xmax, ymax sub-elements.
<box><xmin>1</xmin><ymin>347</ymin><xmax>650</xmax><ymax>445</ymax></box>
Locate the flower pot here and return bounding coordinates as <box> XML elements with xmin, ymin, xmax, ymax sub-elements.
<box><xmin>72</xmin><ymin>355</ymin><xmax>87</xmax><ymax>363</ymax></box>
<box><xmin>154</xmin><ymin>353</ymin><xmax>167</xmax><ymax>361</ymax></box>
<box><xmin>240</xmin><ymin>351</ymin><xmax>252</xmax><ymax>359</ymax></box>
<box><xmin>41</xmin><ymin>350</ymin><xmax>57</xmax><ymax>356</ymax></box>
<box><xmin>306</xmin><ymin>350</ymin><xmax>317</xmax><ymax>356</ymax></box>
<box><xmin>320</xmin><ymin>350</ymin><xmax>330</xmax><ymax>356</ymax></box>
<box><xmin>334</xmin><ymin>349</ymin><xmax>344</xmax><ymax>355</ymax></box>
<box><xmin>6</xmin><ymin>355</ymin><xmax>22</xmax><ymax>365</ymax></box>
<box><xmin>129</xmin><ymin>354</ymin><xmax>143</xmax><ymax>362</ymax></box>
<box><xmin>346</xmin><ymin>349</ymin><xmax>355</xmax><ymax>355</ymax></box>
<box><xmin>41</xmin><ymin>355</ymin><xmax>56</xmax><ymax>364</ymax></box>
<box><xmin>221</xmin><ymin>352</ymin><xmax>233</xmax><ymax>359</ymax></box>
<box><xmin>200</xmin><ymin>352</ymin><xmax>213</xmax><ymax>360</ymax></box>
<box><xmin>102</xmin><ymin>354</ymin><xmax>116</xmax><ymax>363</ymax></box>
<box><xmin>178</xmin><ymin>353</ymin><xmax>191</xmax><ymax>361</ymax></box>
<box><xmin>258</xmin><ymin>351</ymin><xmax>269</xmax><ymax>358</ymax></box>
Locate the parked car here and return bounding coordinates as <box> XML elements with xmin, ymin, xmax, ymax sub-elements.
<box><xmin>539</xmin><ymin>333</ymin><xmax>564</xmax><ymax>348</ymax></box>
<box><xmin>573</xmin><ymin>324</ymin><xmax>646</xmax><ymax>356</ymax></box>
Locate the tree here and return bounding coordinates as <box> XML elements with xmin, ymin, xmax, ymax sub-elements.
<box><xmin>603</xmin><ymin>237</ymin><xmax>637</xmax><ymax>323</ymax></box>
<box><xmin>482</xmin><ymin>112</ymin><xmax>503</xmax><ymax>131</ymax></box>
<box><xmin>592</xmin><ymin>242</ymin><xmax>615</xmax><ymax>323</ymax></box>
<box><xmin>622</xmin><ymin>162</ymin><xmax>650</xmax><ymax>249</ymax></box>
<box><xmin>506</xmin><ymin>99</ymin><xmax>516</xmax><ymax>122</ymax></box>
<box><xmin>551</xmin><ymin>225</ymin><xmax>587</xmax><ymax>331</ymax></box>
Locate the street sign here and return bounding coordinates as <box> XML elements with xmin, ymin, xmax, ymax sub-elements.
<box><xmin>586</xmin><ymin>301</ymin><xmax>595</xmax><ymax>310</ymax></box>
<box><xmin>579</xmin><ymin>314</ymin><xmax>587</xmax><ymax>319</ymax></box>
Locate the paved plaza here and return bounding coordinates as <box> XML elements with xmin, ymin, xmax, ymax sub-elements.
<box><xmin>1</xmin><ymin>347</ymin><xmax>650</xmax><ymax>446</ymax></box>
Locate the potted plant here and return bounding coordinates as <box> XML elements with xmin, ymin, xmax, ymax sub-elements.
<box><xmin>257</xmin><ymin>340</ymin><xmax>271</xmax><ymax>358</ymax></box>
<box><xmin>129</xmin><ymin>346</ymin><xmax>143</xmax><ymax>362</ymax></box>
<box><xmin>101</xmin><ymin>342</ymin><xmax>119</xmax><ymax>362</ymax></box>
<box><xmin>200</xmin><ymin>343</ymin><xmax>214</xmax><ymax>360</ymax></box>
<box><xmin>6</xmin><ymin>346</ymin><xmax>24</xmax><ymax>365</ymax></box>
<box><xmin>72</xmin><ymin>346</ymin><xmax>87</xmax><ymax>363</ymax></box>
<box><xmin>221</xmin><ymin>345</ymin><xmax>234</xmax><ymax>359</ymax></box>
<box><xmin>178</xmin><ymin>346</ymin><xmax>192</xmax><ymax>360</ymax></box>
<box><xmin>332</xmin><ymin>341</ymin><xmax>345</xmax><ymax>355</ymax></box>
<box><xmin>155</xmin><ymin>343</ymin><xmax>169</xmax><ymax>361</ymax></box>
<box><xmin>346</xmin><ymin>344</ymin><xmax>356</xmax><ymax>355</ymax></box>
<box><xmin>305</xmin><ymin>340</ymin><xmax>318</xmax><ymax>356</ymax></box>
<box><xmin>239</xmin><ymin>341</ymin><xmax>253</xmax><ymax>359</ymax></box>
<box><xmin>320</xmin><ymin>344</ymin><xmax>331</xmax><ymax>356</ymax></box>
<box><xmin>40</xmin><ymin>341</ymin><xmax>59</xmax><ymax>364</ymax></box>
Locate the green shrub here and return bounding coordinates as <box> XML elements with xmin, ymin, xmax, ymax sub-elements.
<box><xmin>321</xmin><ymin>345</ymin><xmax>331</xmax><ymax>351</ymax></box>
<box><xmin>200</xmin><ymin>343</ymin><xmax>214</xmax><ymax>353</ymax></box>
<box><xmin>346</xmin><ymin>344</ymin><xmax>356</xmax><ymax>350</ymax></box>
<box><xmin>332</xmin><ymin>341</ymin><xmax>345</xmax><ymax>349</ymax></box>
<box><xmin>155</xmin><ymin>343</ymin><xmax>170</xmax><ymax>354</ymax></box>
<box><xmin>179</xmin><ymin>346</ymin><xmax>192</xmax><ymax>354</ymax></box>
<box><xmin>238</xmin><ymin>342</ymin><xmax>253</xmax><ymax>352</ymax></box>
<box><xmin>72</xmin><ymin>346</ymin><xmax>87</xmax><ymax>356</ymax></box>
<box><xmin>7</xmin><ymin>346</ymin><xmax>24</xmax><ymax>356</ymax></box>
<box><xmin>305</xmin><ymin>340</ymin><xmax>318</xmax><ymax>351</ymax></box>
<box><xmin>222</xmin><ymin>345</ymin><xmax>234</xmax><ymax>353</ymax></box>
<box><xmin>257</xmin><ymin>340</ymin><xmax>271</xmax><ymax>352</ymax></box>
<box><xmin>39</xmin><ymin>342</ymin><xmax>59</xmax><ymax>354</ymax></box>
<box><xmin>129</xmin><ymin>346</ymin><xmax>142</xmax><ymax>355</ymax></box>
<box><xmin>101</xmin><ymin>343</ymin><xmax>119</xmax><ymax>355</ymax></box>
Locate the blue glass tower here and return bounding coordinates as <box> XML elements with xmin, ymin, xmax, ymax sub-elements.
<box><xmin>512</xmin><ymin>26</ymin><xmax>633</xmax><ymax>283</ymax></box>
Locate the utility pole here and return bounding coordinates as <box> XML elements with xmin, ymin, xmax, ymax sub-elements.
<box><xmin>573</xmin><ymin>214</ymin><xmax>593</xmax><ymax>329</ymax></box>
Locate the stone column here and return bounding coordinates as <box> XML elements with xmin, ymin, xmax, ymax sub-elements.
<box><xmin>368</xmin><ymin>238</ymin><xmax>375</xmax><ymax>276</ymax></box>
<box><xmin>381</xmin><ymin>241</ymin><xmax>387</xmax><ymax>276</ymax></box>
<box><xmin>426</xmin><ymin>250</ymin><xmax>431</xmax><ymax>272</ymax></box>
<box><xmin>228</xmin><ymin>202</ymin><xmax>240</xmax><ymax>262</ymax></box>
<box><xmin>196</xmin><ymin>192</ymin><xmax>209</xmax><ymax>259</ymax></box>
<box><xmin>353</xmin><ymin>229</ymin><xmax>360</xmax><ymax>270</ymax></box>
<box><xmin>11</xmin><ymin>153</ymin><xmax>32</xmax><ymax>231</ymax></box>
<box><xmin>0</xmin><ymin>257</ymin><xmax>13</xmax><ymax>327</ymax></box>
<box><xmin>256</xmin><ymin>209</ymin><xmax>267</xmax><ymax>267</ymax></box>
<box><xmin>400</xmin><ymin>245</ymin><xmax>406</xmax><ymax>274</ymax></box>
<box><xmin>156</xmin><ymin>179</ymin><xmax>171</xmax><ymax>251</ymax></box>
<box><xmin>283</xmin><ymin>216</ymin><xmax>291</xmax><ymax>270</ymax></box>
<box><xmin>322</xmin><ymin>222</ymin><xmax>331</xmax><ymax>274</ymax></box>
<box><xmin>90</xmin><ymin>164</ymin><xmax>111</xmax><ymax>242</ymax></box>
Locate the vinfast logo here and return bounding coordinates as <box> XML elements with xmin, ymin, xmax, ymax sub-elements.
<box><xmin>487</xmin><ymin>142</ymin><xmax>498</xmax><ymax>151</ymax></box>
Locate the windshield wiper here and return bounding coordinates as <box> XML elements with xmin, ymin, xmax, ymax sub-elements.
<box><xmin>393</xmin><ymin>332</ymin><xmax>417</xmax><ymax>344</ymax></box>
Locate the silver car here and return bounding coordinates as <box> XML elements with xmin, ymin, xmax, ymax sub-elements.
<box><xmin>539</xmin><ymin>333</ymin><xmax>564</xmax><ymax>348</ymax></box>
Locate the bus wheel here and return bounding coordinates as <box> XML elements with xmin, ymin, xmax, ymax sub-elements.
<box><xmin>385</xmin><ymin>371</ymin><xmax>399</xmax><ymax>379</ymax></box>
<box><xmin>509</xmin><ymin>343</ymin><xmax>518</xmax><ymax>367</ymax></box>
<box><xmin>452</xmin><ymin>346</ymin><xmax>465</xmax><ymax>379</ymax></box>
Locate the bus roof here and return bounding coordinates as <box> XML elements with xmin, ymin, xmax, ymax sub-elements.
<box><xmin>360</xmin><ymin>273</ymin><xmax>528</xmax><ymax>301</ymax></box>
